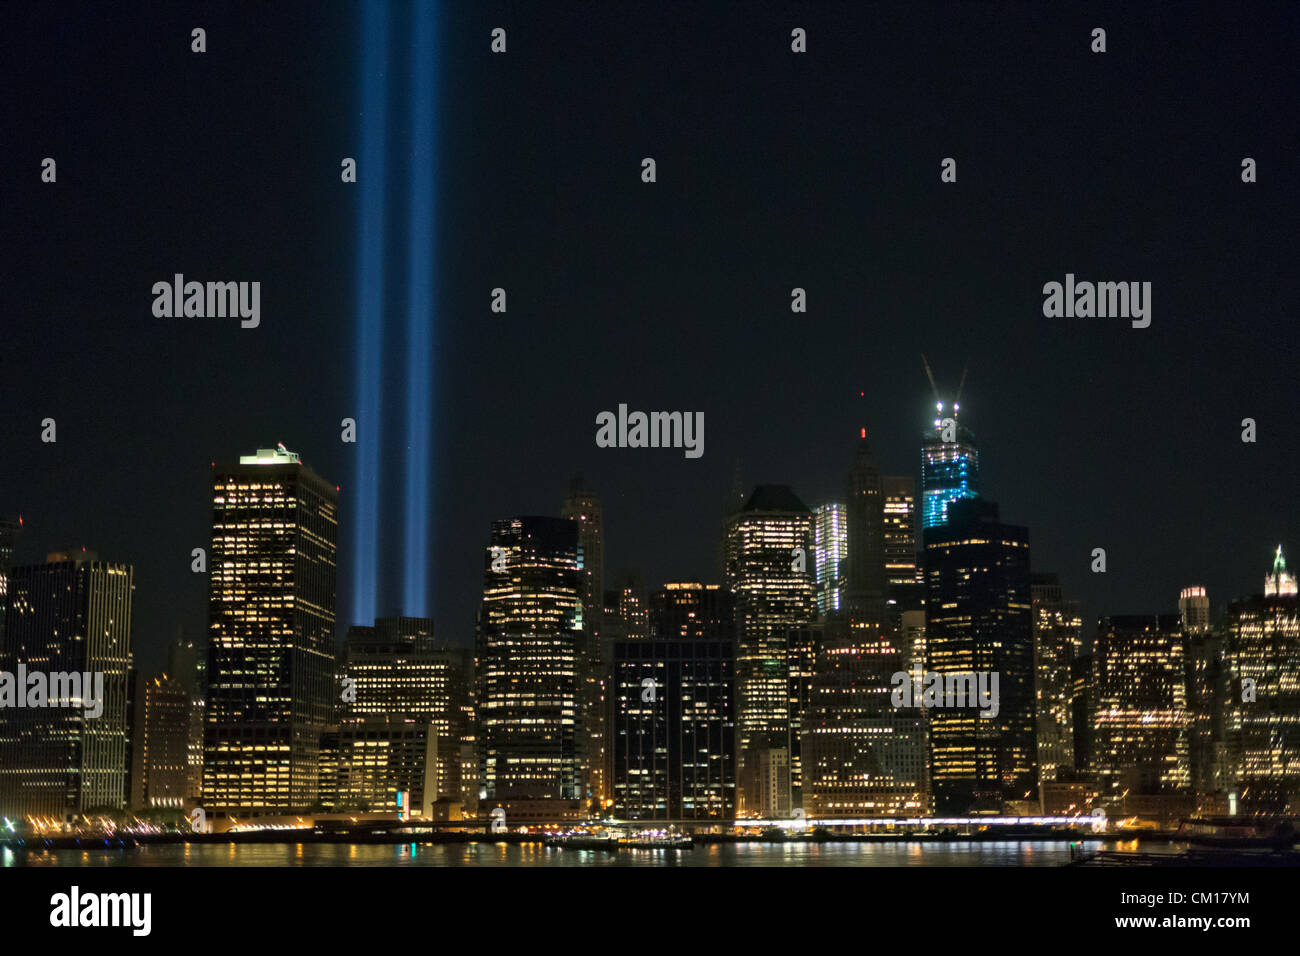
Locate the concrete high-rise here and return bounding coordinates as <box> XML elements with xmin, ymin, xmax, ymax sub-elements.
<box><xmin>340</xmin><ymin>616</ymin><xmax>473</xmax><ymax>808</ymax></box>
<box><xmin>845</xmin><ymin>434</ymin><xmax>887</xmax><ymax>626</ymax></box>
<box><xmin>801</xmin><ymin>616</ymin><xmax>928</xmax><ymax>817</ymax></box>
<box><xmin>881</xmin><ymin>476</ymin><xmax>919</xmax><ymax>588</ymax></box>
<box><xmin>1091</xmin><ymin>615</ymin><xmax>1190</xmax><ymax>814</ymax></box>
<box><xmin>1180</xmin><ymin>587</ymin><xmax>1229</xmax><ymax>803</ymax></box>
<box><xmin>1226</xmin><ymin>547</ymin><xmax>1300</xmax><ymax>811</ymax></box>
<box><xmin>723</xmin><ymin>486</ymin><xmax>815</xmax><ymax>815</ymax></box>
<box><xmin>129</xmin><ymin>673</ymin><xmax>191</xmax><ymax>810</ymax></box>
<box><xmin>476</xmin><ymin>516</ymin><xmax>583</xmax><ymax>820</ymax></box>
<box><xmin>1031</xmin><ymin>574</ymin><xmax>1081</xmax><ymax>787</ymax></box>
<box><xmin>0</xmin><ymin>551</ymin><xmax>133</xmax><ymax>818</ymax></box>
<box><xmin>612</xmin><ymin>586</ymin><xmax>736</xmax><ymax>819</ymax></box>
<box><xmin>560</xmin><ymin>477</ymin><xmax>606</xmax><ymax>813</ymax></box>
<box><xmin>203</xmin><ymin>446</ymin><xmax>338</xmax><ymax>816</ymax></box>
<box><xmin>0</xmin><ymin>516</ymin><xmax>20</xmax><ymax>648</ymax></box>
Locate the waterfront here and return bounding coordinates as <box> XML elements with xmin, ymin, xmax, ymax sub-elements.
<box><xmin>3</xmin><ymin>839</ymin><xmax>1126</xmax><ymax>867</ymax></box>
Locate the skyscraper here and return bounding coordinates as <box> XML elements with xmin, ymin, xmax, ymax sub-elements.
<box><xmin>812</xmin><ymin>503</ymin><xmax>847</xmax><ymax>618</ymax></box>
<box><xmin>1226</xmin><ymin>547</ymin><xmax>1300</xmax><ymax>812</ymax></box>
<box><xmin>881</xmin><ymin>477</ymin><xmax>919</xmax><ymax>587</ymax></box>
<box><xmin>923</xmin><ymin>498</ymin><xmax>1035</xmax><ymax>814</ymax></box>
<box><xmin>128</xmin><ymin>673</ymin><xmax>191</xmax><ymax>810</ymax></box>
<box><xmin>723</xmin><ymin>485</ymin><xmax>815</xmax><ymax>816</ymax></box>
<box><xmin>560</xmin><ymin>477</ymin><xmax>606</xmax><ymax>813</ymax></box>
<box><xmin>920</xmin><ymin>407</ymin><xmax>979</xmax><ymax>530</ymax></box>
<box><xmin>476</xmin><ymin>516</ymin><xmax>583</xmax><ymax>820</ymax></box>
<box><xmin>560</xmin><ymin>476</ymin><xmax>604</xmax><ymax>632</ymax></box>
<box><xmin>1031</xmin><ymin>573</ymin><xmax>1082</xmax><ymax>787</ymax></box>
<box><xmin>647</xmin><ymin>582</ymin><xmax>733</xmax><ymax>641</ymax></box>
<box><xmin>1180</xmin><ymin>586</ymin><xmax>1229</xmax><ymax>804</ymax></box>
<box><xmin>0</xmin><ymin>516</ymin><xmax>20</xmax><ymax>647</ymax></box>
<box><xmin>340</xmin><ymin>616</ymin><xmax>473</xmax><ymax>807</ymax></box>
<box><xmin>845</xmin><ymin>434</ymin><xmax>887</xmax><ymax>626</ymax></box>
<box><xmin>613</xmin><ymin>583</ymin><xmax>736</xmax><ymax>819</ymax></box>
<box><xmin>167</xmin><ymin>631</ymin><xmax>206</xmax><ymax>801</ymax></box>
<box><xmin>1091</xmin><ymin>615</ymin><xmax>1190</xmax><ymax>812</ymax></box>
<box><xmin>882</xmin><ymin>475</ymin><xmax>924</xmax><ymax>629</ymax></box>
<box><xmin>0</xmin><ymin>551</ymin><xmax>133</xmax><ymax>818</ymax></box>
<box><xmin>801</xmin><ymin>617</ymin><xmax>928</xmax><ymax>817</ymax></box>
<box><xmin>203</xmin><ymin>446</ymin><xmax>338</xmax><ymax>816</ymax></box>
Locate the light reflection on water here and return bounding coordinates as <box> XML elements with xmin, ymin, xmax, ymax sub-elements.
<box><xmin>4</xmin><ymin>839</ymin><xmax>1126</xmax><ymax>867</ymax></box>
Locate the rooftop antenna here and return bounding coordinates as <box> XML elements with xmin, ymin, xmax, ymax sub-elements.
<box><xmin>955</xmin><ymin>363</ymin><xmax>969</xmax><ymax>408</ymax></box>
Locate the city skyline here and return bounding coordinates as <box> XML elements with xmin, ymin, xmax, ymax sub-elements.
<box><xmin>1</xmin><ymin>414</ymin><xmax>1293</xmax><ymax>676</ymax></box>
<box><xmin>4</xmin><ymin>4</ymin><xmax>1297</xmax><ymax>677</ymax></box>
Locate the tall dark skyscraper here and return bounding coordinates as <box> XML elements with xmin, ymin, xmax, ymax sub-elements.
<box><xmin>612</xmin><ymin>582</ymin><xmax>737</xmax><ymax>819</ymax></box>
<box><xmin>1031</xmin><ymin>573</ymin><xmax>1081</xmax><ymax>786</ymax></box>
<box><xmin>0</xmin><ymin>516</ymin><xmax>20</xmax><ymax>648</ymax></box>
<box><xmin>476</xmin><ymin>516</ymin><xmax>583</xmax><ymax>820</ymax></box>
<box><xmin>560</xmin><ymin>477</ymin><xmax>606</xmax><ymax>813</ymax></box>
<box><xmin>647</xmin><ymin>582</ymin><xmax>733</xmax><ymax>641</ymax></box>
<box><xmin>802</xmin><ymin>616</ymin><xmax>928</xmax><ymax>817</ymax></box>
<box><xmin>0</xmin><ymin>552</ymin><xmax>134</xmax><ymax>818</ymax></box>
<box><xmin>167</xmin><ymin>631</ymin><xmax>206</xmax><ymax>802</ymax></box>
<box><xmin>924</xmin><ymin>498</ymin><xmax>1035</xmax><ymax>814</ymax></box>
<box><xmin>1091</xmin><ymin>615</ymin><xmax>1190</xmax><ymax>812</ymax></box>
<box><xmin>128</xmin><ymin>673</ymin><xmax>191</xmax><ymax>811</ymax></box>
<box><xmin>920</xmin><ymin>407</ymin><xmax>979</xmax><ymax>531</ymax></box>
<box><xmin>1180</xmin><ymin>586</ymin><xmax>1229</xmax><ymax>803</ymax></box>
<box><xmin>560</xmin><ymin>477</ymin><xmax>604</xmax><ymax>634</ymax></box>
<box><xmin>881</xmin><ymin>476</ymin><xmax>919</xmax><ymax>587</ymax></box>
<box><xmin>723</xmin><ymin>486</ymin><xmax>815</xmax><ymax>816</ymax></box>
<box><xmin>845</xmin><ymin>433</ymin><xmax>887</xmax><ymax>626</ymax></box>
<box><xmin>203</xmin><ymin>446</ymin><xmax>338</xmax><ymax>816</ymax></box>
<box><xmin>1226</xmin><ymin>547</ymin><xmax>1300</xmax><ymax>812</ymax></box>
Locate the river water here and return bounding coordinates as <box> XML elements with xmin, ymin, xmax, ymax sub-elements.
<box><xmin>5</xmin><ymin>838</ymin><xmax>1135</xmax><ymax>867</ymax></box>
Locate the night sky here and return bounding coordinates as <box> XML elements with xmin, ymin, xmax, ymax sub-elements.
<box><xmin>3</xmin><ymin>1</ymin><xmax>1297</xmax><ymax>674</ymax></box>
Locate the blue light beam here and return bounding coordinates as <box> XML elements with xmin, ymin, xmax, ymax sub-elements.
<box><xmin>352</xmin><ymin>0</ymin><xmax>391</xmax><ymax>624</ymax></box>
<box><xmin>403</xmin><ymin>0</ymin><xmax>438</xmax><ymax>615</ymax></box>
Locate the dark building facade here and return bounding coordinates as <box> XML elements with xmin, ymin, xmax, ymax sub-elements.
<box><xmin>0</xmin><ymin>516</ymin><xmax>20</xmax><ymax>648</ymax></box>
<box><xmin>845</xmin><ymin>435</ymin><xmax>887</xmax><ymax>626</ymax></box>
<box><xmin>1031</xmin><ymin>573</ymin><xmax>1081</xmax><ymax>787</ymax></box>
<box><xmin>1091</xmin><ymin>615</ymin><xmax>1190</xmax><ymax>805</ymax></box>
<box><xmin>611</xmin><ymin>633</ymin><xmax>736</xmax><ymax>820</ymax></box>
<box><xmin>1226</xmin><ymin>548</ymin><xmax>1300</xmax><ymax>811</ymax></box>
<box><xmin>561</xmin><ymin>477</ymin><xmax>606</xmax><ymax>813</ymax></box>
<box><xmin>802</xmin><ymin>617</ymin><xmax>928</xmax><ymax>817</ymax></box>
<box><xmin>129</xmin><ymin>673</ymin><xmax>191</xmax><ymax>810</ymax></box>
<box><xmin>0</xmin><ymin>552</ymin><xmax>134</xmax><ymax>818</ymax></box>
<box><xmin>923</xmin><ymin>498</ymin><xmax>1035</xmax><ymax>814</ymax></box>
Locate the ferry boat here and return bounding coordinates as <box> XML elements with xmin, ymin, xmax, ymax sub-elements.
<box><xmin>544</xmin><ymin>829</ymin><xmax>619</xmax><ymax>850</ymax></box>
<box><xmin>1174</xmin><ymin>816</ymin><xmax>1296</xmax><ymax>849</ymax></box>
<box><xmin>545</xmin><ymin>826</ymin><xmax>692</xmax><ymax>850</ymax></box>
<box><xmin>618</xmin><ymin>829</ymin><xmax>693</xmax><ymax>850</ymax></box>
